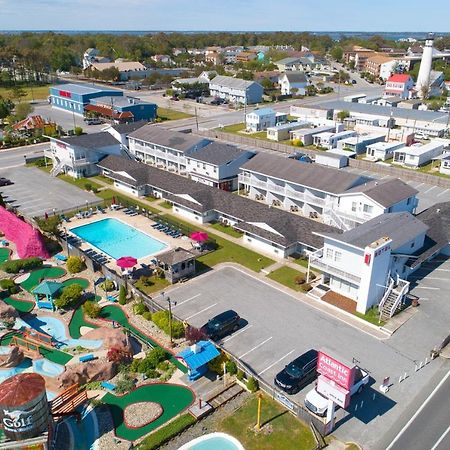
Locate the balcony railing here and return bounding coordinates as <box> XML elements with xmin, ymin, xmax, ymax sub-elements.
<box><xmin>310</xmin><ymin>249</ymin><xmax>361</xmax><ymax>284</ymax></box>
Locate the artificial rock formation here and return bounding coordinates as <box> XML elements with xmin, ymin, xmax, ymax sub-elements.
<box><xmin>0</xmin><ymin>346</ymin><xmax>24</xmax><ymax>368</ymax></box>
<box><xmin>57</xmin><ymin>360</ymin><xmax>117</xmax><ymax>389</ymax></box>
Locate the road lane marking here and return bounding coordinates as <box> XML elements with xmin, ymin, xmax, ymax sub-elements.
<box><xmin>239</xmin><ymin>337</ymin><xmax>273</xmax><ymax>359</ymax></box>
<box><xmin>259</xmin><ymin>349</ymin><xmax>296</xmax><ymax>375</ymax></box>
<box><xmin>174</xmin><ymin>294</ymin><xmax>201</xmax><ymax>308</ymax></box>
<box><xmin>185</xmin><ymin>303</ymin><xmax>217</xmax><ymax>321</ymax></box>
<box><xmin>423</xmin><ymin>186</ymin><xmax>437</xmax><ymax>194</ymax></box>
<box><xmin>222</xmin><ymin>325</ymin><xmax>253</xmax><ymax>343</ymax></box>
<box><xmin>385</xmin><ymin>369</ymin><xmax>450</xmax><ymax>450</ymax></box>
<box><xmin>437</xmin><ymin>188</ymin><xmax>449</xmax><ymax>197</ymax></box>
<box><xmin>430</xmin><ymin>423</ymin><xmax>450</xmax><ymax>450</ymax></box>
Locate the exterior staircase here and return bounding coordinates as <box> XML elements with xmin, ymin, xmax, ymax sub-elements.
<box><xmin>50</xmin><ymin>160</ymin><xmax>65</xmax><ymax>177</ymax></box>
<box><xmin>379</xmin><ymin>278</ymin><xmax>410</xmax><ymax>321</ymax></box>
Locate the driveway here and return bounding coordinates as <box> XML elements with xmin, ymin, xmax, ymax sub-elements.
<box><xmin>0</xmin><ymin>166</ymin><xmax>98</xmax><ymax>218</ymax></box>
<box><xmin>150</xmin><ymin>265</ymin><xmax>445</xmax><ymax>448</ymax></box>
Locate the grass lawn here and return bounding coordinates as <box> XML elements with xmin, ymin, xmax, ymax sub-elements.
<box><xmin>219</xmin><ymin>394</ymin><xmax>315</xmax><ymax>450</ymax></box>
<box><xmin>134</xmin><ymin>275</ymin><xmax>170</xmax><ymax>296</ymax></box>
<box><xmin>96</xmin><ymin>189</ymin><xmax>160</xmax><ymax>214</ymax></box>
<box><xmin>355</xmin><ymin>306</ymin><xmax>385</xmax><ymax>326</ymax></box>
<box><xmin>163</xmin><ymin>214</ymin><xmax>274</xmax><ymax>272</ymax></box>
<box><xmin>91</xmin><ymin>175</ymin><xmax>114</xmax><ymax>185</ymax></box>
<box><xmin>292</xmin><ymin>257</ymin><xmax>309</xmax><ymax>270</ymax></box>
<box><xmin>0</xmin><ymin>84</ymin><xmax>50</xmax><ymax>102</ymax></box>
<box><xmin>157</xmin><ymin>107</ymin><xmax>192</xmax><ymax>121</ymax></box>
<box><xmin>210</xmin><ymin>222</ymin><xmax>243</xmax><ymax>238</ymax></box>
<box><xmin>58</xmin><ymin>174</ymin><xmax>102</xmax><ymax>192</ymax></box>
<box><xmin>220</xmin><ymin>123</ymin><xmax>245</xmax><ymax>133</ymax></box>
<box><xmin>267</xmin><ymin>266</ymin><xmax>307</xmax><ymax>292</ymax></box>
<box><xmin>160</xmin><ymin>201</ymin><xmax>173</xmax><ymax>209</ymax></box>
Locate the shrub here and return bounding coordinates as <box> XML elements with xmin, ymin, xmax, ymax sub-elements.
<box><xmin>309</xmin><ymin>273</ymin><xmax>316</xmax><ymax>281</ymax></box>
<box><xmin>145</xmin><ymin>369</ymin><xmax>160</xmax><ymax>379</ymax></box>
<box><xmin>115</xmin><ymin>373</ymin><xmax>135</xmax><ymax>394</ymax></box>
<box><xmin>152</xmin><ymin>310</ymin><xmax>184</xmax><ymax>338</ymax></box>
<box><xmin>118</xmin><ymin>285</ymin><xmax>127</xmax><ymax>305</ymax></box>
<box><xmin>1</xmin><ymin>257</ymin><xmax>43</xmax><ymax>274</ymax></box>
<box><xmin>208</xmin><ymin>351</ymin><xmax>229</xmax><ymax>374</ymax></box>
<box><xmin>36</xmin><ymin>216</ymin><xmax>61</xmax><ymax>235</ymax></box>
<box><xmin>142</xmin><ymin>311</ymin><xmax>152</xmax><ymax>321</ymax></box>
<box><xmin>55</xmin><ymin>284</ymin><xmax>83</xmax><ymax>309</ymax></box>
<box><xmin>225</xmin><ymin>361</ymin><xmax>237</xmax><ymax>376</ymax></box>
<box><xmin>157</xmin><ymin>361</ymin><xmax>170</xmax><ymax>372</ymax></box>
<box><xmin>236</xmin><ymin>369</ymin><xmax>245</xmax><ymax>381</ymax></box>
<box><xmin>246</xmin><ymin>376</ymin><xmax>259</xmax><ymax>393</ymax></box>
<box><xmin>107</xmin><ymin>347</ymin><xmax>131</xmax><ymax>364</ymax></box>
<box><xmin>99</xmin><ymin>280</ymin><xmax>114</xmax><ymax>292</ymax></box>
<box><xmin>91</xmin><ymin>187</ymin><xmax>98</xmax><ymax>194</ymax></box>
<box><xmin>66</xmin><ymin>256</ymin><xmax>85</xmax><ymax>274</ymax></box>
<box><xmin>84</xmin><ymin>183</ymin><xmax>92</xmax><ymax>191</ymax></box>
<box><xmin>294</xmin><ymin>274</ymin><xmax>306</xmax><ymax>285</ymax></box>
<box><xmin>185</xmin><ymin>326</ymin><xmax>205</xmax><ymax>344</ymax></box>
<box><xmin>133</xmin><ymin>347</ymin><xmax>169</xmax><ymax>374</ymax></box>
<box><xmin>133</xmin><ymin>302</ymin><xmax>147</xmax><ymax>315</ymax></box>
<box><xmin>82</xmin><ymin>300</ymin><xmax>101</xmax><ymax>318</ymax></box>
<box><xmin>302</xmin><ymin>283</ymin><xmax>312</xmax><ymax>292</ymax></box>
<box><xmin>0</xmin><ymin>278</ymin><xmax>19</xmax><ymax>295</ymax></box>
<box><xmin>137</xmin><ymin>413</ymin><xmax>196</xmax><ymax>450</ymax></box>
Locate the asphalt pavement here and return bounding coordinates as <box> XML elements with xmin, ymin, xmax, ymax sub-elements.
<box><xmin>0</xmin><ymin>143</ymin><xmax>47</xmax><ymax>170</ymax></box>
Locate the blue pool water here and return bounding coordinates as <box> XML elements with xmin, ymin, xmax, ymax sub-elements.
<box><xmin>70</xmin><ymin>218</ymin><xmax>167</xmax><ymax>260</ymax></box>
<box><xmin>179</xmin><ymin>433</ymin><xmax>243</xmax><ymax>450</ymax></box>
<box><xmin>0</xmin><ymin>359</ymin><xmax>32</xmax><ymax>382</ymax></box>
<box><xmin>33</xmin><ymin>358</ymin><xmax>65</xmax><ymax>377</ymax></box>
<box><xmin>15</xmin><ymin>316</ymin><xmax>103</xmax><ymax>350</ymax></box>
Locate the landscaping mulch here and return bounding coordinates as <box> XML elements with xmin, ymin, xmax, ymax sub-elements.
<box><xmin>320</xmin><ymin>290</ymin><xmax>357</xmax><ymax>314</ymax></box>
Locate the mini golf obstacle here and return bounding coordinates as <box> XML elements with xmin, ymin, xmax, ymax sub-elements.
<box><xmin>10</xmin><ymin>329</ymin><xmax>54</xmax><ymax>358</ymax></box>
<box><xmin>50</xmin><ymin>384</ymin><xmax>88</xmax><ymax>421</ymax></box>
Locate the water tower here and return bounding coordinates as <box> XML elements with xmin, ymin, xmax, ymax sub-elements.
<box><xmin>416</xmin><ymin>33</ymin><xmax>434</xmax><ymax>98</ymax></box>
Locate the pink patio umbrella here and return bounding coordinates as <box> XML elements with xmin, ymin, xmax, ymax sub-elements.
<box><xmin>190</xmin><ymin>231</ymin><xmax>209</xmax><ymax>242</ymax></box>
<box><xmin>116</xmin><ymin>256</ymin><xmax>138</xmax><ymax>269</ymax></box>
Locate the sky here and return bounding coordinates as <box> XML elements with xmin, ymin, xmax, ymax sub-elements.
<box><xmin>0</xmin><ymin>0</ymin><xmax>449</xmax><ymax>32</ymax></box>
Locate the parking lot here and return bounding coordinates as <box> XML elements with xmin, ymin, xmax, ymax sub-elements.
<box><xmin>344</xmin><ymin>166</ymin><xmax>450</xmax><ymax>213</ymax></box>
<box><xmin>152</xmin><ymin>266</ymin><xmax>444</xmax><ymax>447</ymax></box>
<box><xmin>0</xmin><ymin>166</ymin><xmax>98</xmax><ymax>218</ymax></box>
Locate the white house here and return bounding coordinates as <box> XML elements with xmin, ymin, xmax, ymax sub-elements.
<box><xmin>246</xmin><ymin>108</ymin><xmax>282</xmax><ymax>132</ymax></box>
<box><xmin>128</xmin><ymin>124</ymin><xmax>211</xmax><ymax>174</ymax></box>
<box><xmin>267</xmin><ymin>121</ymin><xmax>309</xmax><ymax>141</ymax></box>
<box><xmin>384</xmin><ymin>74</ymin><xmax>414</xmax><ymax>99</ymax></box>
<box><xmin>186</xmin><ymin>142</ymin><xmax>255</xmax><ymax>191</ymax></box>
<box><xmin>309</xmin><ymin>212</ymin><xmax>428</xmax><ymax>314</ymax></box>
<box><xmin>393</xmin><ymin>140</ymin><xmax>444</xmax><ymax>168</ymax></box>
<box><xmin>336</xmin><ymin>133</ymin><xmax>386</xmax><ymax>154</ymax></box>
<box><xmin>279</xmin><ymin>71</ymin><xmax>308</xmax><ymax>95</ymax></box>
<box><xmin>313</xmin><ymin>130</ymin><xmax>356</xmax><ymax>150</ymax></box>
<box><xmin>48</xmin><ymin>132</ymin><xmax>122</xmax><ymax>178</ymax></box>
<box><xmin>365</xmin><ymin>141</ymin><xmax>405</xmax><ymax>161</ymax></box>
<box><xmin>290</xmin><ymin>125</ymin><xmax>336</xmax><ymax>146</ymax></box>
<box><xmin>209</xmin><ymin>75</ymin><xmax>263</xmax><ymax>104</ymax></box>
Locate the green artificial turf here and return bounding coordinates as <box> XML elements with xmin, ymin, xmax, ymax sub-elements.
<box><xmin>19</xmin><ymin>266</ymin><xmax>66</xmax><ymax>292</ymax></box>
<box><xmin>68</xmin><ymin>307</ymin><xmax>99</xmax><ymax>339</ymax></box>
<box><xmin>0</xmin><ymin>248</ymin><xmax>11</xmax><ymax>264</ymax></box>
<box><xmin>61</xmin><ymin>277</ymin><xmax>90</xmax><ymax>290</ymax></box>
<box><xmin>102</xmin><ymin>383</ymin><xmax>194</xmax><ymax>441</ymax></box>
<box><xmin>3</xmin><ymin>296</ymin><xmax>35</xmax><ymax>313</ymax></box>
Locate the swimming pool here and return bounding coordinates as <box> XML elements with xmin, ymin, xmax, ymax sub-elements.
<box><xmin>178</xmin><ymin>433</ymin><xmax>244</xmax><ymax>450</ymax></box>
<box><xmin>70</xmin><ymin>218</ymin><xmax>167</xmax><ymax>260</ymax></box>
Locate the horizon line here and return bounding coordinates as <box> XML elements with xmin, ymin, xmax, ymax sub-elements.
<box><xmin>0</xmin><ymin>29</ymin><xmax>446</xmax><ymax>33</ymax></box>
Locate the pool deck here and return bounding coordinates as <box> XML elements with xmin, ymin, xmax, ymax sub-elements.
<box><xmin>65</xmin><ymin>210</ymin><xmax>196</xmax><ymax>268</ymax></box>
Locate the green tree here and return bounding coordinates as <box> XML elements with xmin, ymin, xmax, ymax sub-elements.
<box><xmin>74</xmin><ymin>126</ymin><xmax>83</xmax><ymax>136</ymax></box>
<box><xmin>337</xmin><ymin>110</ymin><xmax>350</xmax><ymax>121</ymax></box>
<box><xmin>0</xmin><ymin>97</ymin><xmax>14</xmax><ymax>119</ymax></box>
<box><xmin>14</xmin><ymin>102</ymin><xmax>33</xmax><ymax>121</ymax></box>
<box><xmin>330</xmin><ymin>46</ymin><xmax>343</xmax><ymax>62</ymax></box>
<box><xmin>118</xmin><ymin>285</ymin><xmax>127</xmax><ymax>305</ymax></box>
<box><xmin>10</xmin><ymin>86</ymin><xmax>27</xmax><ymax>103</ymax></box>
<box><xmin>0</xmin><ymin>193</ymin><xmax>5</xmax><ymax>208</ymax></box>
<box><xmin>260</xmin><ymin>77</ymin><xmax>273</xmax><ymax>90</ymax></box>
<box><xmin>55</xmin><ymin>284</ymin><xmax>83</xmax><ymax>309</ymax></box>
<box><xmin>67</xmin><ymin>256</ymin><xmax>86</xmax><ymax>274</ymax></box>
<box><xmin>36</xmin><ymin>215</ymin><xmax>61</xmax><ymax>235</ymax></box>
<box><xmin>82</xmin><ymin>300</ymin><xmax>102</xmax><ymax>318</ymax></box>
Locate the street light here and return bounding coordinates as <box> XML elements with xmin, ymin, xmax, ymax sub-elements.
<box><xmin>161</xmin><ymin>291</ymin><xmax>177</xmax><ymax>347</ymax></box>
<box><xmin>63</xmin><ymin>226</ymin><xmax>70</xmax><ymax>257</ymax></box>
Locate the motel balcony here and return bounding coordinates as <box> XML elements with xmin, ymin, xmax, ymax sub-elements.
<box><xmin>309</xmin><ymin>248</ymin><xmax>361</xmax><ymax>284</ymax></box>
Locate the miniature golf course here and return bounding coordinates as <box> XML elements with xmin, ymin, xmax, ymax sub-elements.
<box><xmin>19</xmin><ymin>266</ymin><xmax>66</xmax><ymax>292</ymax></box>
<box><xmin>102</xmin><ymin>383</ymin><xmax>194</xmax><ymax>441</ymax></box>
<box><xmin>69</xmin><ymin>307</ymin><xmax>99</xmax><ymax>339</ymax></box>
<box><xmin>99</xmin><ymin>305</ymin><xmax>187</xmax><ymax>373</ymax></box>
<box><xmin>0</xmin><ymin>331</ymin><xmax>73</xmax><ymax>365</ymax></box>
<box><xmin>0</xmin><ymin>248</ymin><xmax>11</xmax><ymax>264</ymax></box>
<box><xmin>2</xmin><ymin>296</ymin><xmax>35</xmax><ymax>313</ymax></box>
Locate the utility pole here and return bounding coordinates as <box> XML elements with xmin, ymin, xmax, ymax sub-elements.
<box><xmin>195</xmin><ymin>107</ymin><xmax>199</xmax><ymax>131</ymax></box>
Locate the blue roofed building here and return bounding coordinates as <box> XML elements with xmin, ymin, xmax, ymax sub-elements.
<box><xmin>177</xmin><ymin>341</ymin><xmax>220</xmax><ymax>381</ymax></box>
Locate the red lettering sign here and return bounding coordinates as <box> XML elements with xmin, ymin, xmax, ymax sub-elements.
<box><xmin>317</xmin><ymin>351</ymin><xmax>355</xmax><ymax>390</ymax></box>
<box><xmin>59</xmin><ymin>90</ymin><xmax>72</xmax><ymax>98</ymax></box>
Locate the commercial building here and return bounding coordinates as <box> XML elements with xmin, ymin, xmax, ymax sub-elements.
<box><xmin>49</xmin><ymin>83</ymin><xmax>123</xmax><ymax>116</ymax></box>
<box><xmin>209</xmin><ymin>76</ymin><xmax>263</xmax><ymax>104</ymax></box>
<box><xmin>86</xmin><ymin>96</ymin><xmax>157</xmax><ymax>122</ymax></box>
<box><xmin>85</xmin><ymin>60</ymin><xmax>150</xmax><ymax>80</ymax></box>
<box><xmin>364</xmin><ymin>54</ymin><xmax>398</xmax><ymax>80</ymax></box>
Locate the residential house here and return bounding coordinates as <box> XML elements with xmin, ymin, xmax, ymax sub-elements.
<box><xmin>309</xmin><ymin>212</ymin><xmax>427</xmax><ymax>313</ymax></box>
<box><xmin>85</xmin><ymin>60</ymin><xmax>150</xmax><ymax>81</ymax></box>
<box><xmin>275</xmin><ymin>57</ymin><xmax>303</xmax><ymax>72</ymax></box>
<box><xmin>48</xmin><ymin>132</ymin><xmax>122</xmax><ymax>178</ymax></box>
<box><xmin>337</xmin><ymin>133</ymin><xmax>386</xmax><ymax>154</ymax></box>
<box><xmin>365</xmin><ymin>141</ymin><xmax>405</xmax><ymax>161</ymax></box>
<box><xmin>245</xmin><ymin>108</ymin><xmax>287</xmax><ymax>132</ymax></box>
<box><xmin>82</xmin><ymin>48</ymin><xmax>110</xmax><ymax>70</ymax></box>
<box><xmin>151</xmin><ymin>55</ymin><xmax>173</xmax><ymax>65</ymax></box>
<box><xmin>315</xmin><ymin>152</ymin><xmax>349</xmax><ymax>169</ymax></box>
<box><xmin>236</xmin><ymin>51</ymin><xmax>258</xmax><ymax>62</ymax></box>
<box><xmin>290</xmin><ymin>105</ymin><xmax>333</xmax><ymax>120</ymax></box>
<box><xmin>128</xmin><ymin>125</ymin><xmax>211</xmax><ymax>175</ymax></box>
<box><xmin>266</xmin><ymin>121</ymin><xmax>309</xmax><ymax>141</ymax></box>
<box><xmin>290</xmin><ymin>125</ymin><xmax>337</xmax><ymax>146</ymax></box>
<box><xmin>397</xmin><ymin>99</ymin><xmax>423</xmax><ymax>110</ymax></box>
<box><xmin>205</xmin><ymin>47</ymin><xmax>224</xmax><ymax>65</ymax></box>
<box><xmin>186</xmin><ymin>142</ymin><xmax>255</xmax><ymax>190</ymax></box>
<box><xmin>209</xmin><ymin>76</ymin><xmax>263</xmax><ymax>104</ymax></box>
<box><xmin>375</xmin><ymin>96</ymin><xmax>403</xmax><ymax>107</ymax></box>
<box><xmin>384</xmin><ymin>74</ymin><xmax>414</xmax><ymax>99</ymax></box>
<box><xmin>393</xmin><ymin>141</ymin><xmax>444</xmax><ymax>168</ymax></box>
<box><xmin>223</xmin><ymin>46</ymin><xmax>245</xmax><ymax>64</ymax></box>
<box><xmin>279</xmin><ymin>71</ymin><xmax>308</xmax><ymax>95</ymax></box>
<box><xmin>253</xmin><ymin>71</ymin><xmax>280</xmax><ymax>84</ymax></box>
<box><xmin>313</xmin><ymin>130</ymin><xmax>357</xmax><ymax>149</ymax></box>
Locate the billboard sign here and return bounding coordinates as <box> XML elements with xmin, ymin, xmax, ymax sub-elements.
<box><xmin>316</xmin><ymin>375</ymin><xmax>351</xmax><ymax>409</ymax></box>
<box><xmin>59</xmin><ymin>90</ymin><xmax>72</xmax><ymax>98</ymax></box>
<box><xmin>317</xmin><ymin>351</ymin><xmax>355</xmax><ymax>390</ymax></box>
<box><xmin>275</xmin><ymin>391</ymin><xmax>295</xmax><ymax>411</ymax></box>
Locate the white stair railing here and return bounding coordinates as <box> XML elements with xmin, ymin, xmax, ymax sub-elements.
<box><xmin>388</xmin><ymin>279</ymin><xmax>410</xmax><ymax>318</ymax></box>
<box><xmin>379</xmin><ymin>277</ymin><xmax>394</xmax><ymax>319</ymax></box>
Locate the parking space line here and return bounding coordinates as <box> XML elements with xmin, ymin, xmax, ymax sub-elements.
<box><xmin>423</xmin><ymin>186</ymin><xmax>437</xmax><ymax>194</ymax></box>
<box><xmin>414</xmin><ymin>182</ymin><xmax>425</xmax><ymax>189</ymax></box>
<box><xmin>174</xmin><ymin>294</ymin><xmax>201</xmax><ymax>308</ymax></box>
<box><xmin>239</xmin><ymin>337</ymin><xmax>273</xmax><ymax>359</ymax></box>
<box><xmin>222</xmin><ymin>325</ymin><xmax>253</xmax><ymax>343</ymax></box>
<box><xmin>185</xmin><ymin>303</ymin><xmax>217</xmax><ymax>321</ymax></box>
<box><xmin>413</xmin><ymin>286</ymin><xmax>439</xmax><ymax>290</ymax></box>
<box><xmin>437</xmin><ymin>188</ymin><xmax>449</xmax><ymax>197</ymax></box>
<box><xmin>259</xmin><ymin>349</ymin><xmax>296</xmax><ymax>375</ymax></box>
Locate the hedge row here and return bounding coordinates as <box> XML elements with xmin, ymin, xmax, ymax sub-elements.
<box><xmin>137</xmin><ymin>413</ymin><xmax>196</xmax><ymax>450</ymax></box>
<box><xmin>1</xmin><ymin>257</ymin><xmax>43</xmax><ymax>274</ymax></box>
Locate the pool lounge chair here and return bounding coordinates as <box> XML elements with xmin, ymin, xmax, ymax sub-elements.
<box><xmin>100</xmin><ymin>381</ymin><xmax>116</xmax><ymax>391</ymax></box>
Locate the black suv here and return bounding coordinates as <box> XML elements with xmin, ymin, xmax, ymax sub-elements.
<box><xmin>274</xmin><ymin>349</ymin><xmax>318</xmax><ymax>395</ymax></box>
<box><xmin>201</xmin><ymin>310</ymin><xmax>240</xmax><ymax>341</ymax></box>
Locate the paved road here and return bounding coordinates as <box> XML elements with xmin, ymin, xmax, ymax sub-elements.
<box><xmin>0</xmin><ymin>143</ymin><xmax>47</xmax><ymax>170</ymax></box>
<box><xmin>380</xmin><ymin>365</ymin><xmax>450</xmax><ymax>450</ymax></box>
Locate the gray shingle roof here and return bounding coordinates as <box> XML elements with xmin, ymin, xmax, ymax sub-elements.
<box><xmin>282</xmin><ymin>71</ymin><xmax>307</xmax><ymax>83</ymax></box>
<box><xmin>209</xmin><ymin>75</ymin><xmax>261</xmax><ymax>90</ymax></box>
<box><xmin>98</xmin><ymin>155</ymin><xmax>339</xmax><ymax>248</ymax></box>
<box><xmin>110</xmin><ymin>120</ymin><xmax>147</xmax><ymax>135</ymax></box>
<box><xmin>342</xmin><ymin>178</ymin><xmax>418</xmax><ymax>208</ymax></box>
<box><xmin>57</xmin><ymin>132</ymin><xmax>120</xmax><ymax>149</ymax></box>
<box><xmin>241</xmin><ymin>152</ymin><xmax>367</xmax><ymax>195</ymax></box>
<box><xmin>276</xmin><ymin>57</ymin><xmax>301</xmax><ymax>65</ymax></box>
<box><xmin>157</xmin><ymin>247</ymin><xmax>196</xmax><ymax>265</ymax></box>
<box><xmin>128</xmin><ymin>124</ymin><xmax>211</xmax><ymax>153</ymax></box>
<box><xmin>319</xmin><ymin>212</ymin><xmax>428</xmax><ymax>251</ymax></box>
<box><xmin>188</xmin><ymin>142</ymin><xmax>254</xmax><ymax>166</ymax></box>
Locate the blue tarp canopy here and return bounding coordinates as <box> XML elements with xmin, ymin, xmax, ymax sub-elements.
<box><xmin>177</xmin><ymin>340</ymin><xmax>220</xmax><ymax>370</ymax></box>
